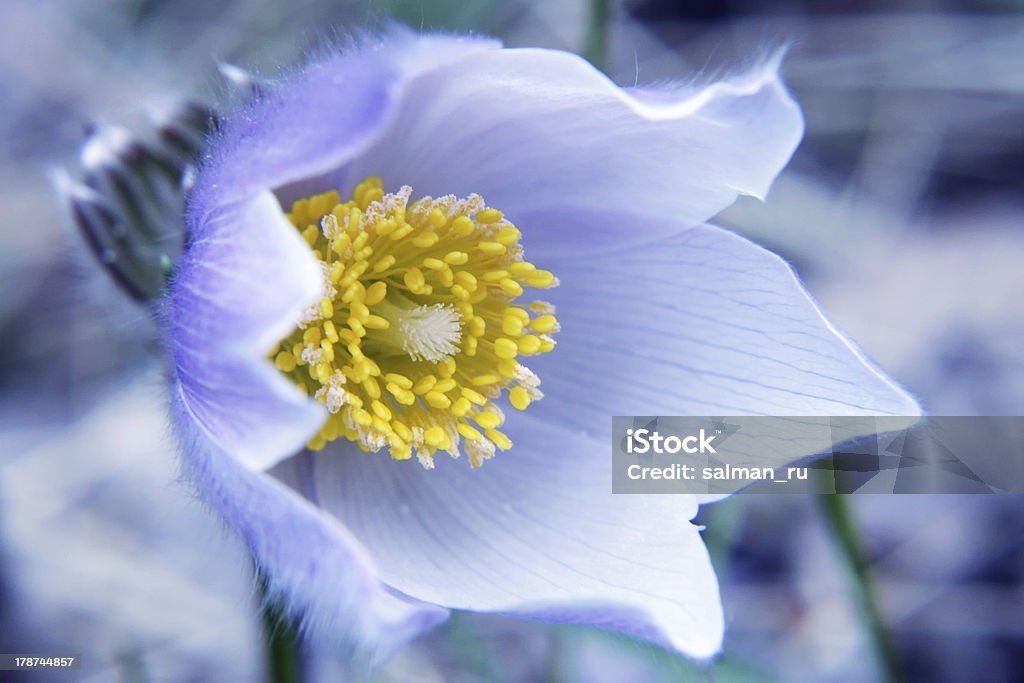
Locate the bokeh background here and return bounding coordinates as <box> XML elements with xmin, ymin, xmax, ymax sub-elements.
<box><xmin>1</xmin><ymin>0</ymin><xmax>1022</xmax><ymax>681</ymax></box>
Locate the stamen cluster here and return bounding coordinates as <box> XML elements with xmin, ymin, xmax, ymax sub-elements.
<box><xmin>272</xmin><ymin>177</ymin><xmax>558</xmax><ymax>467</ymax></box>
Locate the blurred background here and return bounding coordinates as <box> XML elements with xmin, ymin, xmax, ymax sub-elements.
<box><xmin>1</xmin><ymin>0</ymin><xmax>1022</xmax><ymax>681</ymax></box>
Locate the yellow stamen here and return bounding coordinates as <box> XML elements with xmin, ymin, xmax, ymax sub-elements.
<box><xmin>273</xmin><ymin>177</ymin><xmax>558</xmax><ymax>467</ymax></box>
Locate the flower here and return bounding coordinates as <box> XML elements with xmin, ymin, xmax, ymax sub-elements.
<box><xmin>168</xmin><ymin>30</ymin><xmax>918</xmax><ymax>662</ymax></box>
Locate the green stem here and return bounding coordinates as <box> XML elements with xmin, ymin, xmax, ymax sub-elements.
<box><xmin>256</xmin><ymin>573</ymin><xmax>303</xmax><ymax>683</ymax></box>
<box><xmin>818</xmin><ymin>494</ymin><xmax>902</xmax><ymax>683</ymax></box>
<box><xmin>545</xmin><ymin>626</ymin><xmax>566</xmax><ymax>683</ymax></box>
<box><xmin>583</xmin><ymin>0</ymin><xmax>611</xmax><ymax>72</ymax></box>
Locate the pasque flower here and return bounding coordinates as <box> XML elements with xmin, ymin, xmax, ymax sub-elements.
<box><xmin>167</xmin><ymin>31</ymin><xmax>918</xmax><ymax>661</ymax></box>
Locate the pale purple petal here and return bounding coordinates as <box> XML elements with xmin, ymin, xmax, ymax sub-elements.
<box><xmin>169</xmin><ymin>191</ymin><xmax>324</xmax><ymax>470</ymax></box>
<box><xmin>171</xmin><ymin>391</ymin><xmax>448</xmax><ymax>660</ymax></box>
<box><xmin>310</xmin><ymin>416</ymin><xmax>723</xmax><ymax>659</ymax></box>
<box><xmin>334</xmin><ymin>50</ymin><xmax>801</xmax><ymax>258</ymax></box>
<box><xmin>529</xmin><ymin>223</ymin><xmax>920</xmax><ymax>435</ymax></box>
<box><xmin>192</xmin><ymin>32</ymin><xmax>499</xmax><ymax>214</ymax></box>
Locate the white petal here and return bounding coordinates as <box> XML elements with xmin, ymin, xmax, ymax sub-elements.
<box><xmin>311</xmin><ymin>416</ymin><xmax>724</xmax><ymax>659</ymax></box>
<box><xmin>338</xmin><ymin>50</ymin><xmax>802</xmax><ymax>258</ymax></box>
<box><xmin>528</xmin><ymin>223</ymin><xmax>920</xmax><ymax>436</ymax></box>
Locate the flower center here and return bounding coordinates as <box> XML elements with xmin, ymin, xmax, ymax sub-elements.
<box><xmin>271</xmin><ymin>177</ymin><xmax>559</xmax><ymax>468</ymax></box>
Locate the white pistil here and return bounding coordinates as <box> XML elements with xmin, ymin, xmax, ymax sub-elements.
<box><xmin>395</xmin><ymin>304</ymin><xmax>463</xmax><ymax>362</ymax></box>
